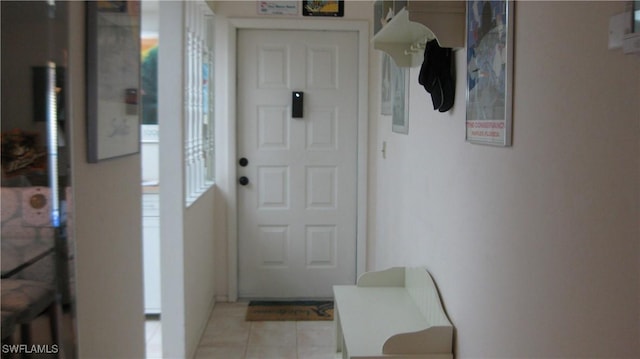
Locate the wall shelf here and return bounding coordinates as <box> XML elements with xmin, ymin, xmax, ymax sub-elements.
<box><xmin>372</xmin><ymin>1</ymin><xmax>466</xmax><ymax>67</ymax></box>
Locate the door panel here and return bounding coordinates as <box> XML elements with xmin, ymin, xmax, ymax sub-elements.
<box><xmin>237</xmin><ymin>29</ymin><xmax>359</xmax><ymax>298</ymax></box>
<box><xmin>258</xmin><ymin>106</ymin><xmax>290</xmax><ymax>150</ymax></box>
<box><xmin>258</xmin><ymin>166</ymin><xmax>289</xmax><ymax>209</ymax></box>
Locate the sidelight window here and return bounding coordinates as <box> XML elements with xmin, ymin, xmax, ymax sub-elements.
<box><xmin>184</xmin><ymin>1</ymin><xmax>214</xmax><ymax>206</ymax></box>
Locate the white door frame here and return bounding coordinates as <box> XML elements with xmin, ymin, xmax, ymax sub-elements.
<box><xmin>217</xmin><ymin>18</ymin><xmax>368</xmax><ymax>301</ymax></box>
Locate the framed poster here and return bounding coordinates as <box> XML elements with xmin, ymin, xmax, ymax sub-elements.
<box><xmin>86</xmin><ymin>1</ymin><xmax>141</xmax><ymax>162</ymax></box>
<box><xmin>391</xmin><ymin>59</ymin><xmax>409</xmax><ymax>135</ymax></box>
<box><xmin>393</xmin><ymin>0</ymin><xmax>407</xmax><ymax>14</ymax></box>
<box><xmin>302</xmin><ymin>0</ymin><xmax>344</xmax><ymax>17</ymax></box>
<box><xmin>373</xmin><ymin>0</ymin><xmax>394</xmax><ymax>34</ymax></box>
<box><xmin>465</xmin><ymin>0</ymin><xmax>514</xmax><ymax>146</ymax></box>
<box><xmin>380</xmin><ymin>53</ymin><xmax>392</xmax><ymax>115</ymax></box>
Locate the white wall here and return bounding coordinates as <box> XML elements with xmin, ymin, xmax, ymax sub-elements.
<box><xmin>159</xmin><ymin>2</ymin><xmax>217</xmax><ymax>358</ymax></box>
<box><xmin>209</xmin><ymin>1</ymin><xmax>639</xmax><ymax>356</ymax></box>
<box><xmin>370</xmin><ymin>1</ymin><xmax>640</xmax><ymax>358</ymax></box>
<box><xmin>184</xmin><ymin>191</ymin><xmax>217</xmax><ymax>356</ymax></box>
<box><xmin>68</xmin><ymin>2</ymin><xmax>146</xmax><ymax>358</ymax></box>
<box><xmin>67</xmin><ymin>2</ymin><xmax>217</xmax><ymax>357</ymax></box>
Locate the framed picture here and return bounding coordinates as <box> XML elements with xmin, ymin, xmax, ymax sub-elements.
<box><xmin>373</xmin><ymin>0</ymin><xmax>383</xmax><ymax>34</ymax></box>
<box><xmin>86</xmin><ymin>1</ymin><xmax>141</xmax><ymax>163</ymax></box>
<box><xmin>380</xmin><ymin>53</ymin><xmax>392</xmax><ymax>115</ymax></box>
<box><xmin>393</xmin><ymin>0</ymin><xmax>407</xmax><ymax>14</ymax></box>
<box><xmin>391</xmin><ymin>59</ymin><xmax>409</xmax><ymax>135</ymax></box>
<box><xmin>373</xmin><ymin>0</ymin><xmax>394</xmax><ymax>35</ymax></box>
<box><xmin>302</xmin><ymin>0</ymin><xmax>344</xmax><ymax>17</ymax></box>
<box><xmin>465</xmin><ymin>0</ymin><xmax>514</xmax><ymax>146</ymax></box>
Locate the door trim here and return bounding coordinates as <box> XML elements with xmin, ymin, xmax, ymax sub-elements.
<box><xmin>218</xmin><ymin>18</ymin><xmax>369</xmax><ymax>301</ymax></box>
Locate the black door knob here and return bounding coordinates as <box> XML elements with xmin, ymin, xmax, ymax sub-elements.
<box><xmin>239</xmin><ymin>176</ymin><xmax>249</xmax><ymax>186</ymax></box>
<box><xmin>239</xmin><ymin>158</ymin><xmax>249</xmax><ymax>167</ymax></box>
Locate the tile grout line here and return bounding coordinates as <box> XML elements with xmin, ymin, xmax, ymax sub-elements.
<box><xmin>295</xmin><ymin>321</ymin><xmax>300</xmax><ymax>359</ymax></box>
<box><xmin>242</xmin><ymin>318</ymin><xmax>252</xmax><ymax>359</ymax></box>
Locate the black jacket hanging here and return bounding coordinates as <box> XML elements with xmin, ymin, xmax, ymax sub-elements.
<box><xmin>418</xmin><ymin>40</ymin><xmax>455</xmax><ymax>112</ymax></box>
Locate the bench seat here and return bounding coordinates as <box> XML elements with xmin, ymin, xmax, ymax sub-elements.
<box><xmin>333</xmin><ymin>267</ymin><xmax>453</xmax><ymax>359</ymax></box>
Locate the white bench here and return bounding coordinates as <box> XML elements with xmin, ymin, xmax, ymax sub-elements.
<box><xmin>333</xmin><ymin>267</ymin><xmax>454</xmax><ymax>359</ymax></box>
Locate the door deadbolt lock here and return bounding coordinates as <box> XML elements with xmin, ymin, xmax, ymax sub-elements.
<box><xmin>239</xmin><ymin>158</ymin><xmax>249</xmax><ymax>167</ymax></box>
<box><xmin>292</xmin><ymin>91</ymin><xmax>303</xmax><ymax>118</ymax></box>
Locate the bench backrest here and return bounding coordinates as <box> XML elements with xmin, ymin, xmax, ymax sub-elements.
<box><xmin>356</xmin><ymin>267</ymin><xmax>452</xmax><ymax>328</ymax></box>
<box><xmin>405</xmin><ymin>267</ymin><xmax>452</xmax><ymax>327</ymax></box>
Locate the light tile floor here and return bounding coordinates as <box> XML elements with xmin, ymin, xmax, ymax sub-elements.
<box><xmin>146</xmin><ymin>317</ymin><xmax>163</xmax><ymax>358</ymax></box>
<box><xmin>194</xmin><ymin>302</ymin><xmax>340</xmax><ymax>359</ymax></box>
<box><xmin>145</xmin><ymin>302</ymin><xmax>340</xmax><ymax>359</ymax></box>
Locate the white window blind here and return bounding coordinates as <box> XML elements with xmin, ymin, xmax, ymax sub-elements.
<box><xmin>184</xmin><ymin>1</ymin><xmax>214</xmax><ymax>206</ymax></box>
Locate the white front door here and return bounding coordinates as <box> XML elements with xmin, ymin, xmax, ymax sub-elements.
<box><xmin>237</xmin><ymin>29</ymin><xmax>359</xmax><ymax>298</ymax></box>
